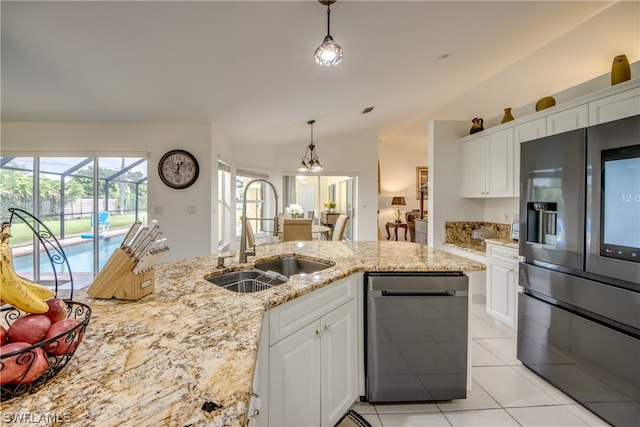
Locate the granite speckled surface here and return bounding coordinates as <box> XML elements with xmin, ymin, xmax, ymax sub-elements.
<box><xmin>0</xmin><ymin>241</ymin><xmax>485</xmax><ymax>427</ymax></box>
<box><xmin>444</xmin><ymin>222</ymin><xmax>517</xmax><ymax>255</ymax></box>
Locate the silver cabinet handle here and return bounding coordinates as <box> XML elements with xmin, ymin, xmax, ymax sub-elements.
<box><xmin>316</xmin><ymin>330</ymin><xmax>323</xmax><ymax>338</ymax></box>
<box><xmin>323</xmin><ymin>324</ymin><xmax>331</xmax><ymax>333</ymax></box>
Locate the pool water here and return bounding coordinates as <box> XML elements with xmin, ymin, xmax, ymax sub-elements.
<box><xmin>14</xmin><ymin>236</ymin><xmax>125</xmax><ymax>275</ymax></box>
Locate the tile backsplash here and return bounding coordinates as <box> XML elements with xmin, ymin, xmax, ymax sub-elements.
<box><xmin>445</xmin><ymin>221</ymin><xmax>511</xmax><ymax>243</ymax></box>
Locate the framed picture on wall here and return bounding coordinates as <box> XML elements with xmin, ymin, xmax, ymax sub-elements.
<box><xmin>416</xmin><ymin>166</ymin><xmax>428</xmax><ymax>200</ymax></box>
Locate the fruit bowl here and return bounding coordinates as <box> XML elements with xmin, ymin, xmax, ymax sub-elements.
<box><xmin>0</xmin><ymin>300</ymin><xmax>91</xmax><ymax>401</ymax></box>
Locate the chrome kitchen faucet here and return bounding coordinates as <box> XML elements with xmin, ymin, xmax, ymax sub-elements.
<box><xmin>238</xmin><ymin>179</ymin><xmax>279</xmax><ymax>263</ymax></box>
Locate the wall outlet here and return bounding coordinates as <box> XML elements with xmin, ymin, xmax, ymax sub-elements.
<box><xmin>503</xmin><ymin>213</ymin><xmax>511</xmax><ymax>223</ymax></box>
<box><xmin>187</xmin><ymin>206</ymin><xmax>196</xmax><ymax>214</ymax></box>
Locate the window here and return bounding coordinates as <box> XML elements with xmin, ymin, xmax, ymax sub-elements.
<box><xmin>217</xmin><ymin>160</ymin><xmax>230</xmax><ymax>245</ymax></box>
<box><xmin>0</xmin><ymin>155</ymin><xmax>147</xmax><ymax>288</ymax></box>
<box><xmin>236</xmin><ymin>167</ymin><xmax>272</xmax><ymax>238</ymax></box>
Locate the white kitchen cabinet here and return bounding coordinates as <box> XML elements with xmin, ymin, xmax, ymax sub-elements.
<box><xmin>268</xmin><ymin>277</ymin><xmax>358</xmax><ymax>427</ymax></box>
<box><xmin>514</xmin><ymin>117</ymin><xmax>546</xmax><ymax>143</ymax></box>
<box><xmin>462</xmin><ymin>128</ymin><xmax>516</xmax><ymax>198</ymax></box>
<box><xmin>589</xmin><ymin>86</ymin><xmax>640</xmax><ymax>125</ymax></box>
<box><xmin>546</xmin><ymin>104</ymin><xmax>589</xmax><ymax>135</ymax></box>
<box><xmin>485</xmin><ymin>243</ymin><xmax>520</xmax><ymax>329</ymax></box>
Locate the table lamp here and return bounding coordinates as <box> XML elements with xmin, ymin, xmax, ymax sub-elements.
<box><xmin>391</xmin><ymin>196</ymin><xmax>406</xmax><ymax>223</ymax></box>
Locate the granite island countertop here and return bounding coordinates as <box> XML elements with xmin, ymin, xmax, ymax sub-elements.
<box><xmin>0</xmin><ymin>241</ymin><xmax>485</xmax><ymax>427</ymax></box>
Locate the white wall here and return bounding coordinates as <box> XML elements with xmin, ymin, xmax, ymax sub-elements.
<box><xmin>428</xmin><ymin>121</ymin><xmax>485</xmax><ymax>250</ymax></box>
<box><xmin>1</xmin><ymin>122</ymin><xmax>213</xmax><ymax>262</ymax></box>
<box><xmin>378</xmin><ymin>127</ymin><xmax>428</xmax><ymax>235</ymax></box>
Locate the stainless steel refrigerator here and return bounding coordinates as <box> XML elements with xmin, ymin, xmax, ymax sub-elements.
<box><xmin>517</xmin><ymin>115</ymin><xmax>640</xmax><ymax>427</ymax></box>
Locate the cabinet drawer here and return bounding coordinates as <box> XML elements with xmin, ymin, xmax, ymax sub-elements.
<box><xmin>487</xmin><ymin>244</ymin><xmax>519</xmax><ymax>263</ymax></box>
<box><xmin>270</xmin><ymin>276</ymin><xmax>356</xmax><ymax>345</ymax></box>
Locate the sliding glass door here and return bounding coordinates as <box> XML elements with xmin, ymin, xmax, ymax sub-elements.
<box><xmin>0</xmin><ymin>155</ymin><xmax>147</xmax><ymax>288</ymax></box>
<box><xmin>282</xmin><ymin>174</ymin><xmax>357</xmax><ymax>240</ymax></box>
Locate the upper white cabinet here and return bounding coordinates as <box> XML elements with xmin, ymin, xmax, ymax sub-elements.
<box><xmin>460</xmin><ymin>79</ymin><xmax>638</xmax><ymax>199</ymax></box>
<box><xmin>546</xmin><ymin>104</ymin><xmax>589</xmax><ymax>135</ymax></box>
<box><xmin>462</xmin><ymin>128</ymin><xmax>516</xmax><ymax>198</ymax></box>
<box><xmin>514</xmin><ymin>117</ymin><xmax>546</xmax><ymax>143</ymax></box>
<box><xmin>589</xmin><ymin>86</ymin><xmax>640</xmax><ymax>125</ymax></box>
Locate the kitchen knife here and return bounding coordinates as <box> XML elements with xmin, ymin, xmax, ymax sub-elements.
<box><xmin>120</xmin><ymin>221</ymin><xmax>142</xmax><ymax>250</ymax></box>
<box><xmin>128</xmin><ymin>225</ymin><xmax>150</xmax><ymax>256</ymax></box>
<box><xmin>133</xmin><ymin>222</ymin><xmax>161</xmax><ymax>260</ymax></box>
<box><xmin>132</xmin><ymin>245</ymin><xmax>170</xmax><ymax>274</ymax></box>
<box><xmin>132</xmin><ymin>237</ymin><xmax>167</xmax><ymax>272</ymax></box>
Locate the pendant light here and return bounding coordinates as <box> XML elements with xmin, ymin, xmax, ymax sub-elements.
<box><xmin>298</xmin><ymin>120</ymin><xmax>323</xmax><ymax>172</ymax></box>
<box><xmin>314</xmin><ymin>0</ymin><xmax>343</xmax><ymax>67</ymax></box>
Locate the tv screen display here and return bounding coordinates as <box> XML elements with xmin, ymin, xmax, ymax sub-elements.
<box><xmin>601</xmin><ymin>145</ymin><xmax>640</xmax><ymax>263</ymax></box>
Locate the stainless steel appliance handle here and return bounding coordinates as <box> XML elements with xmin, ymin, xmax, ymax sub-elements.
<box><xmin>377</xmin><ymin>290</ymin><xmax>468</xmax><ymax>297</ymax></box>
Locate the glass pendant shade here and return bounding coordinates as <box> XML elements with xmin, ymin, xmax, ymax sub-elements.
<box><xmin>315</xmin><ymin>0</ymin><xmax>342</xmax><ymax>67</ymax></box>
<box><xmin>315</xmin><ymin>35</ymin><xmax>343</xmax><ymax>66</ymax></box>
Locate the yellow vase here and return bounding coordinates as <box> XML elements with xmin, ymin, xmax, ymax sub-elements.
<box><xmin>611</xmin><ymin>54</ymin><xmax>631</xmax><ymax>86</ymax></box>
<box><xmin>501</xmin><ymin>108</ymin><xmax>515</xmax><ymax>124</ymax></box>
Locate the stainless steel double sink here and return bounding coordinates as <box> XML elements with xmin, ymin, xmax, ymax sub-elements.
<box><xmin>207</xmin><ymin>257</ymin><xmax>333</xmax><ymax>293</ymax></box>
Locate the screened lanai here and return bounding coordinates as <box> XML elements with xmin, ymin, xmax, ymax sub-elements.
<box><xmin>0</xmin><ymin>155</ymin><xmax>148</xmax><ymax>287</ymax></box>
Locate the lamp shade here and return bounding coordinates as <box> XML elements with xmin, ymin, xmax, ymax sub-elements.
<box><xmin>391</xmin><ymin>197</ymin><xmax>406</xmax><ymax>206</ymax></box>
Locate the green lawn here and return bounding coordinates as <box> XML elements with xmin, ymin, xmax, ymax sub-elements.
<box><xmin>6</xmin><ymin>213</ymin><xmax>146</xmax><ymax>244</ymax></box>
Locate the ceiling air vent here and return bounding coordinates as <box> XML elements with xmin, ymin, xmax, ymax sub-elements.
<box><xmin>361</xmin><ymin>107</ymin><xmax>375</xmax><ymax>114</ymax></box>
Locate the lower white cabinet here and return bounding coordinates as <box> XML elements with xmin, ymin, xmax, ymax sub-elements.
<box><xmin>485</xmin><ymin>243</ymin><xmax>520</xmax><ymax>329</ymax></box>
<box><xmin>267</xmin><ymin>277</ymin><xmax>358</xmax><ymax>427</ymax></box>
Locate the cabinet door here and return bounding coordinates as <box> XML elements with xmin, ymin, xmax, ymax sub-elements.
<box><xmin>485</xmin><ymin>129</ymin><xmax>515</xmax><ymax>197</ymax></box>
<box><xmin>461</xmin><ymin>138</ymin><xmax>486</xmax><ymax>197</ymax></box>
<box><xmin>514</xmin><ymin>117</ymin><xmax>546</xmax><ymax>143</ymax></box>
<box><xmin>546</xmin><ymin>104</ymin><xmax>588</xmax><ymax>135</ymax></box>
<box><xmin>321</xmin><ymin>300</ymin><xmax>357</xmax><ymax>427</ymax></box>
<box><xmin>589</xmin><ymin>87</ymin><xmax>640</xmax><ymax>125</ymax></box>
<box><xmin>269</xmin><ymin>320</ymin><xmax>321</xmax><ymax>427</ymax></box>
<box><xmin>486</xmin><ymin>259</ymin><xmax>518</xmax><ymax>329</ymax></box>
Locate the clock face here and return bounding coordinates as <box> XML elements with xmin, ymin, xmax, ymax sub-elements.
<box><xmin>158</xmin><ymin>150</ymin><xmax>199</xmax><ymax>189</ymax></box>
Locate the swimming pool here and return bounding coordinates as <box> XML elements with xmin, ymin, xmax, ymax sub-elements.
<box><xmin>14</xmin><ymin>236</ymin><xmax>125</xmax><ymax>275</ymax></box>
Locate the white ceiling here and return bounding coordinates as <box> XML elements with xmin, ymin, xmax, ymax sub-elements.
<box><xmin>2</xmin><ymin>1</ymin><xmax>639</xmax><ymax>147</ymax></box>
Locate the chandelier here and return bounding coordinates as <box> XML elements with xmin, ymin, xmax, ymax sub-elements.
<box><xmin>314</xmin><ymin>0</ymin><xmax>343</xmax><ymax>67</ymax></box>
<box><xmin>298</xmin><ymin>120</ymin><xmax>323</xmax><ymax>172</ymax></box>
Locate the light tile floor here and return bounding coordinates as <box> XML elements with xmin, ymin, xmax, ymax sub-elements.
<box><xmin>351</xmin><ymin>296</ymin><xmax>612</xmax><ymax>427</ymax></box>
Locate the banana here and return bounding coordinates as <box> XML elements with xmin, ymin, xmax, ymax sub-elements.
<box><xmin>18</xmin><ymin>279</ymin><xmax>56</xmax><ymax>300</ymax></box>
<box><xmin>0</xmin><ymin>223</ymin><xmax>49</xmax><ymax>314</ymax></box>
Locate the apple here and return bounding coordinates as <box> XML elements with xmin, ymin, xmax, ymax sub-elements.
<box><xmin>0</xmin><ymin>325</ymin><xmax>7</xmax><ymax>345</ymax></box>
<box><xmin>12</xmin><ymin>347</ymin><xmax>48</xmax><ymax>384</ymax></box>
<box><xmin>43</xmin><ymin>319</ymin><xmax>81</xmax><ymax>356</ymax></box>
<box><xmin>44</xmin><ymin>298</ymin><xmax>68</xmax><ymax>323</ymax></box>
<box><xmin>1</xmin><ymin>342</ymin><xmax>32</xmax><ymax>385</ymax></box>
<box><xmin>7</xmin><ymin>315</ymin><xmax>51</xmax><ymax>344</ymax></box>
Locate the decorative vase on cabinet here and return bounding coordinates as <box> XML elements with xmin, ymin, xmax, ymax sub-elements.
<box><xmin>501</xmin><ymin>108</ymin><xmax>515</xmax><ymax>124</ymax></box>
<box><xmin>470</xmin><ymin>118</ymin><xmax>484</xmax><ymax>134</ymax></box>
<box><xmin>611</xmin><ymin>54</ymin><xmax>631</xmax><ymax>86</ymax></box>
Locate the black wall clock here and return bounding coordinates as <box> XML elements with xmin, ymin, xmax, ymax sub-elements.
<box><xmin>158</xmin><ymin>149</ymin><xmax>200</xmax><ymax>189</ymax></box>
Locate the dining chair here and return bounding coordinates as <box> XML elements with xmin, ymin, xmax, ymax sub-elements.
<box><xmin>283</xmin><ymin>218</ymin><xmax>312</xmax><ymax>241</ymax></box>
<box><xmin>332</xmin><ymin>215</ymin><xmax>349</xmax><ymax>241</ymax></box>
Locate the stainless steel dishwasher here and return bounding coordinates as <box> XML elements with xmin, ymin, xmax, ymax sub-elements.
<box><xmin>365</xmin><ymin>272</ymin><xmax>468</xmax><ymax>403</ymax></box>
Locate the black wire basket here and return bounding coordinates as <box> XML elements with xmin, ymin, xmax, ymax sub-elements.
<box><xmin>1</xmin><ymin>208</ymin><xmax>91</xmax><ymax>401</ymax></box>
<box><xmin>0</xmin><ymin>301</ymin><xmax>91</xmax><ymax>401</ymax></box>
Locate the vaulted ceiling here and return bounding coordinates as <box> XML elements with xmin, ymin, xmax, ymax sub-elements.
<box><xmin>2</xmin><ymin>1</ymin><xmax>638</xmax><ymax>147</ymax></box>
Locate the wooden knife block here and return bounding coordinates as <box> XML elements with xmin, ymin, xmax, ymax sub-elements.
<box><xmin>86</xmin><ymin>248</ymin><xmax>155</xmax><ymax>300</ymax></box>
